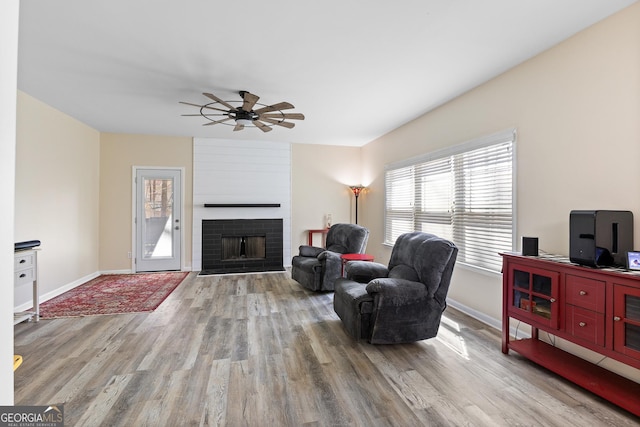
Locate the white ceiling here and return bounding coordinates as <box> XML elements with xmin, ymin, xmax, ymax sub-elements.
<box><xmin>17</xmin><ymin>0</ymin><xmax>637</xmax><ymax>147</ymax></box>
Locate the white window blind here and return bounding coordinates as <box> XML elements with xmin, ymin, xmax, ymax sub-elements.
<box><xmin>384</xmin><ymin>130</ymin><xmax>515</xmax><ymax>272</ymax></box>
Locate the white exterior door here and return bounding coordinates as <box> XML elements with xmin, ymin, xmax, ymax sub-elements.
<box><xmin>135</xmin><ymin>168</ymin><xmax>182</xmax><ymax>272</ymax></box>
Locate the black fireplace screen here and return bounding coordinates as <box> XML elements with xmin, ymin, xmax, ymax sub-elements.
<box><xmin>221</xmin><ymin>236</ymin><xmax>266</xmax><ymax>260</ymax></box>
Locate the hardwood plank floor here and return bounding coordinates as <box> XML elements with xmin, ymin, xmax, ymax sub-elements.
<box><xmin>14</xmin><ymin>271</ymin><xmax>640</xmax><ymax>426</ymax></box>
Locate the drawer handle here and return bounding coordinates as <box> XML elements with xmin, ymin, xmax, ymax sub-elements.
<box><xmin>613</xmin><ymin>316</ymin><xmax>621</xmax><ymax>322</ymax></box>
<box><xmin>19</xmin><ymin>259</ymin><xmax>26</xmax><ymax>264</ymax></box>
<box><xmin>549</xmin><ymin>298</ymin><xmax>556</xmax><ymax>303</ymax></box>
<box><xmin>579</xmin><ymin>322</ymin><xmax>586</xmax><ymax>327</ymax></box>
<box><xmin>19</xmin><ymin>273</ymin><xmax>26</xmax><ymax>278</ymax></box>
<box><xmin>579</xmin><ymin>290</ymin><xmax>587</xmax><ymax>296</ymax></box>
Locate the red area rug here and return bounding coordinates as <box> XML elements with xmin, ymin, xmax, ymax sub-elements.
<box><xmin>39</xmin><ymin>272</ymin><xmax>189</xmax><ymax>319</ymax></box>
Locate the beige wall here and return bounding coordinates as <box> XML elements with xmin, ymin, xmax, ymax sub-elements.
<box><xmin>360</xmin><ymin>4</ymin><xmax>640</xmax><ymax>379</ymax></box>
<box><xmin>291</xmin><ymin>143</ymin><xmax>362</xmax><ymax>248</ymax></box>
<box><xmin>15</xmin><ymin>91</ymin><xmax>101</xmax><ymax>307</ymax></box>
<box><xmin>99</xmin><ymin>133</ymin><xmax>193</xmax><ymax>271</ymax></box>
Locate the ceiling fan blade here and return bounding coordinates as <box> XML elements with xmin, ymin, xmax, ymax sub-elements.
<box><xmin>260</xmin><ymin>112</ymin><xmax>305</xmax><ymax>120</ymax></box>
<box><xmin>259</xmin><ymin>117</ymin><xmax>295</xmax><ymax>129</ymax></box>
<box><xmin>181</xmin><ymin>113</ymin><xmax>227</xmax><ymax>117</ymax></box>
<box><xmin>179</xmin><ymin>101</ymin><xmax>230</xmax><ymax>113</ymax></box>
<box><xmin>203</xmin><ymin>117</ymin><xmax>233</xmax><ymax>126</ymax></box>
<box><xmin>233</xmin><ymin>123</ymin><xmax>244</xmax><ymax>131</ymax></box>
<box><xmin>179</xmin><ymin>101</ymin><xmax>205</xmax><ymax>108</ymax></box>
<box><xmin>203</xmin><ymin>92</ymin><xmax>237</xmax><ymax>111</ymax></box>
<box><xmin>253</xmin><ymin>102</ymin><xmax>294</xmax><ymax>115</ymax></box>
<box><xmin>240</xmin><ymin>91</ymin><xmax>260</xmax><ymax>111</ymax></box>
<box><xmin>253</xmin><ymin>120</ymin><xmax>273</xmax><ymax>133</ymax></box>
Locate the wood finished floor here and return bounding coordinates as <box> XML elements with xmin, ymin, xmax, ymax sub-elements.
<box><xmin>14</xmin><ymin>271</ymin><xmax>640</xmax><ymax>426</ymax></box>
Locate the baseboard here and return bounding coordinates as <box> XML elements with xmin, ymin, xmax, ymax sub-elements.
<box><xmin>100</xmin><ymin>268</ymin><xmax>194</xmax><ymax>274</ymax></box>
<box><xmin>100</xmin><ymin>269</ymin><xmax>134</xmax><ymax>275</ymax></box>
<box><xmin>13</xmin><ymin>271</ymin><xmax>101</xmax><ymax>312</ymax></box>
<box><xmin>446</xmin><ymin>297</ymin><xmax>530</xmax><ymax>339</ymax></box>
<box><xmin>447</xmin><ymin>298</ymin><xmax>502</xmax><ymax>330</ymax></box>
<box><xmin>446</xmin><ymin>298</ymin><xmax>501</xmax><ymax>330</ymax></box>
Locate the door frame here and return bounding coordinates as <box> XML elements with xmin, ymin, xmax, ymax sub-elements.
<box><xmin>131</xmin><ymin>166</ymin><xmax>185</xmax><ymax>272</ymax></box>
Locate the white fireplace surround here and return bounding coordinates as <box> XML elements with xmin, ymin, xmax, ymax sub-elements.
<box><xmin>192</xmin><ymin>138</ymin><xmax>292</xmax><ymax>271</ymax></box>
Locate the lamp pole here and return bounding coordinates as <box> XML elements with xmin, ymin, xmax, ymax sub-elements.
<box><xmin>349</xmin><ymin>186</ymin><xmax>365</xmax><ymax>224</ymax></box>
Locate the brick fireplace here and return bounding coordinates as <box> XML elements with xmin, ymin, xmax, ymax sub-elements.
<box><xmin>201</xmin><ymin>218</ymin><xmax>284</xmax><ymax>274</ymax></box>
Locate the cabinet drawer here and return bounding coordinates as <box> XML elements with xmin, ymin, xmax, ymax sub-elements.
<box><xmin>15</xmin><ymin>267</ymin><xmax>35</xmax><ymax>286</ymax></box>
<box><xmin>566</xmin><ymin>274</ymin><xmax>605</xmax><ymax>312</ymax></box>
<box><xmin>14</xmin><ymin>252</ymin><xmax>35</xmax><ymax>271</ymax></box>
<box><xmin>565</xmin><ymin>305</ymin><xmax>605</xmax><ymax>346</ymax></box>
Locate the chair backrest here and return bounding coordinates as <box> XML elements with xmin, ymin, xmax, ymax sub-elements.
<box><xmin>387</xmin><ymin>232</ymin><xmax>458</xmax><ymax>298</ymax></box>
<box><xmin>325</xmin><ymin>223</ymin><xmax>370</xmax><ymax>254</ymax></box>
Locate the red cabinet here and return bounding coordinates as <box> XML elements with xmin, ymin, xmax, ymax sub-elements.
<box><xmin>501</xmin><ymin>253</ymin><xmax>640</xmax><ymax>417</ymax></box>
<box><xmin>613</xmin><ymin>283</ymin><xmax>640</xmax><ymax>361</ymax></box>
<box><xmin>506</xmin><ymin>263</ymin><xmax>559</xmax><ymax>329</ymax></box>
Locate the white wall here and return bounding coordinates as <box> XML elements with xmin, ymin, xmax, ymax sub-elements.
<box><xmin>0</xmin><ymin>0</ymin><xmax>19</xmax><ymax>405</ymax></box>
<box><xmin>192</xmin><ymin>138</ymin><xmax>292</xmax><ymax>270</ymax></box>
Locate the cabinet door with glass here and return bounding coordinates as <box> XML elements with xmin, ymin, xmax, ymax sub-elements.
<box><xmin>613</xmin><ymin>283</ymin><xmax>640</xmax><ymax>363</ymax></box>
<box><xmin>507</xmin><ymin>263</ymin><xmax>560</xmax><ymax>329</ymax></box>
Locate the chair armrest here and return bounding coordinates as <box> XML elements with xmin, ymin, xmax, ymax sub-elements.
<box><xmin>316</xmin><ymin>250</ymin><xmax>343</xmax><ymax>290</ymax></box>
<box><xmin>318</xmin><ymin>250</ymin><xmax>341</xmax><ymax>261</ymax></box>
<box><xmin>345</xmin><ymin>261</ymin><xmax>389</xmax><ymax>283</ymax></box>
<box><xmin>366</xmin><ymin>278</ymin><xmax>429</xmax><ymax>302</ymax></box>
<box><xmin>298</xmin><ymin>245</ymin><xmax>324</xmax><ymax>257</ymax></box>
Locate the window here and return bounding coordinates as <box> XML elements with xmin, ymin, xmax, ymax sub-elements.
<box><xmin>385</xmin><ymin>129</ymin><xmax>515</xmax><ymax>272</ymax></box>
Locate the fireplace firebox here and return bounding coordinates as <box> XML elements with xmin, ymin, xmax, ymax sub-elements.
<box><xmin>201</xmin><ymin>219</ymin><xmax>284</xmax><ymax>274</ymax></box>
<box><xmin>221</xmin><ymin>236</ymin><xmax>266</xmax><ymax>260</ymax></box>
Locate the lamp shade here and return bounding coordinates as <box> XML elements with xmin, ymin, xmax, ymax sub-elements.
<box><xmin>350</xmin><ymin>185</ymin><xmax>364</xmax><ymax>197</ymax></box>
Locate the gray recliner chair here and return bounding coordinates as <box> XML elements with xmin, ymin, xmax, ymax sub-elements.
<box><xmin>291</xmin><ymin>223</ymin><xmax>370</xmax><ymax>292</ymax></box>
<box><xmin>333</xmin><ymin>232</ymin><xmax>457</xmax><ymax>344</ymax></box>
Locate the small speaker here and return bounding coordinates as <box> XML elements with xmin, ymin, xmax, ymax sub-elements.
<box><xmin>522</xmin><ymin>237</ymin><xmax>539</xmax><ymax>256</ymax></box>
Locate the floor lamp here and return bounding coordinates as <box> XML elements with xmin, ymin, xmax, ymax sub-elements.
<box><xmin>349</xmin><ymin>186</ymin><xmax>365</xmax><ymax>224</ymax></box>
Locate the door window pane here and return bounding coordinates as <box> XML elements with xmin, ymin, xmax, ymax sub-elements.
<box><xmin>143</xmin><ymin>178</ymin><xmax>174</xmax><ymax>258</ymax></box>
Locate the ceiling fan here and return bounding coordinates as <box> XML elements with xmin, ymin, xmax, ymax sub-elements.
<box><xmin>180</xmin><ymin>90</ymin><xmax>305</xmax><ymax>132</ymax></box>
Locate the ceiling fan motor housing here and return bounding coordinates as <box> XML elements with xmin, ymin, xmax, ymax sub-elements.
<box><xmin>234</xmin><ymin>109</ymin><xmax>258</xmax><ymax>122</ymax></box>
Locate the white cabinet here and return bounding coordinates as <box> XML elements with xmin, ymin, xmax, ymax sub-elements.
<box><xmin>14</xmin><ymin>249</ymin><xmax>39</xmax><ymax>324</ymax></box>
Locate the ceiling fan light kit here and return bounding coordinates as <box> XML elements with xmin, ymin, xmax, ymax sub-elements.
<box><xmin>180</xmin><ymin>90</ymin><xmax>305</xmax><ymax>132</ymax></box>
